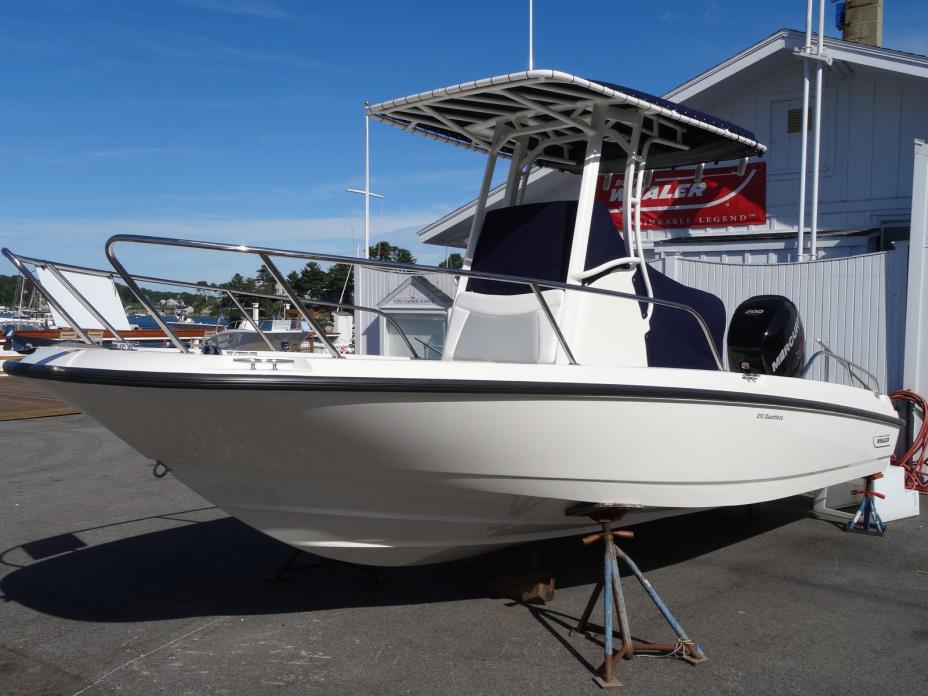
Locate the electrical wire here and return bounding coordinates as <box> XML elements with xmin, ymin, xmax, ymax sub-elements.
<box><xmin>889</xmin><ymin>389</ymin><xmax>928</xmax><ymax>493</ymax></box>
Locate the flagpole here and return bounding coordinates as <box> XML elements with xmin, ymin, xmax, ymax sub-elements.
<box><xmin>347</xmin><ymin>103</ymin><xmax>383</xmax><ymax>259</ymax></box>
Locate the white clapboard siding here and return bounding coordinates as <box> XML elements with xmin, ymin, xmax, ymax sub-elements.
<box><xmin>651</xmin><ymin>248</ymin><xmax>910</xmax><ymax>391</ymax></box>
<box><xmin>354</xmin><ymin>266</ymin><xmax>457</xmax><ymax>356</ymax></box>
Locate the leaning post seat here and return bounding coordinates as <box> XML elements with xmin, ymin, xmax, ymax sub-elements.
<box><xmin>442</xmin><ymin>200</ymin><xmax>727</xmax><ymax>370</ymax></box>
<box><xmin>443</xmin><ymin>201</ymin><xmax>648</xmax><ymax>365</ymax></box>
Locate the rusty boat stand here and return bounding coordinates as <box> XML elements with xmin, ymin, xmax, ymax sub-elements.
<box><xmin>567</xmin><ymin>504</ymin><xmax>708</xmax><ymax>688</ymax></box>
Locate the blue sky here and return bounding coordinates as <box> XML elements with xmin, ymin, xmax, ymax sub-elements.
<box><xmin>2</xmin><ymin>0</ymin><xmax>926</xmax><ymax>281</ymax></box>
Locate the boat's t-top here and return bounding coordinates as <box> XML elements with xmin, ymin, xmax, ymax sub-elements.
<box><xmin>369</xmin><ymin>70</ymin><xmax>767</xmax><ymax>369</ymax></box>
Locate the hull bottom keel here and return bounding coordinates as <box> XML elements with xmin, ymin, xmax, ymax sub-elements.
<box><xmin>568</xmin><ymin>505</ymin><xmax>708</xmax><ymax>688</ymax></box>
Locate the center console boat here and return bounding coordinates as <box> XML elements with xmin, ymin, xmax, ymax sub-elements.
<box><xmin>3</xmin><ymin>70</ymin><xmax>902</xmax><ymax>565</ymax></box>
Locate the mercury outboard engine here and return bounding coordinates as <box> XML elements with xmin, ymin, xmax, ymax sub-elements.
<box><xmin>727</xmin><ymin>295</ymin><xmax>805</xmax><ymax>377</ymax></box>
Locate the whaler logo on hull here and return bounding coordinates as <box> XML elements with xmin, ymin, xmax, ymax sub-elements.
<box><xmin>873</xmin><ymin>434</ymin><xmax>892</xmax><ymax>448</ymax></box>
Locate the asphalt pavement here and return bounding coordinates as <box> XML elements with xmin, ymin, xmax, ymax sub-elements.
<box><xmin>1</xmin><ymin>414</ymin><xmax>926</xmax><ymax>695</ymax></box>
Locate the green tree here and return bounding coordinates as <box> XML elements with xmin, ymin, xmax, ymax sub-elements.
<box><xmin>439</xmin><ymin>253</ymin><xmax>463</xmax><ymax>269</ymax></box>
<box><xmin>369</xmin><ymin>241</ymin><xmax>416</xmax><ymax>264</ymax></box>
<box><xmin>222</xmin><ymin>273</ymin><xmax>256</xmax><ymax>292</ymax></box>
<box><xmin>324</xmin><ymin>263</ymin><xmax>354</xmax><ymax>304</ymax></box>
<box><xmin>0</xmin><ymin>275</ymin><xmax>19</xmax><ymax>307</ymax></box>
<box><xmin>255</xmin><ymin>266</ymin><xmax>277</xmax><ymax>294</ymax></box>
<box><xmin>293</xmin><ymin>262</ymin><xmax>327</xmax><ymax>298</ymax></box>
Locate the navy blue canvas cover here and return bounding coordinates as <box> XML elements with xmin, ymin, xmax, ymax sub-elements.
<box><xmin>467</xmin><ymin>201</ymin><xmax>577</xmax><ymax>295</ymax></box>
<box><xmin>466</xmin><ymin>201</ymin><xmax>725</xmax><ymax>369</ymax></box>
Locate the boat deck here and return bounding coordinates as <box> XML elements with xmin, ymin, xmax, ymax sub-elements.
<box><xmin>0</xmin><ymin>414</ymin><xmax>925</xmax><ymax>695</ymax></box>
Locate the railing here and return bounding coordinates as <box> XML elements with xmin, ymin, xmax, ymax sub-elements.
<box><xmin>802</xmin><ymin>347</ymin><xmax>882</xmax><ymax>394</ymax></box>
<box><xmin>103</xmin><ymin>234</ymin><xmax>726</xmax><ymax>369</ymax></box>
<box><xmin>7</xmin><ymin>240</ymin><xmax>891</xmax><ymax>393</ymax></box>
<box><xmin>1</xmin><ymin>249</ymin><xmax>421</xmax><ymax>358</ymax></box>
<box><xmin>3</xmin><ymin>237</ymin><xmax>725</xmax><ymax>369</ymax></box>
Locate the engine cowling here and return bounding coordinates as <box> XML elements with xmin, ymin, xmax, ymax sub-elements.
<box><xmin>726</xmin><ymin>295</ymin><xmax>805</xmax><ymax>377</ymax></box>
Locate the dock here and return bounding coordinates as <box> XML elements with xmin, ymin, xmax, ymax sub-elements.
<box><xmin>0</xmin><ymin>414</ymin><xmax>926</xmax><ymax>695</ymax></box>
<box><xmin>0</xmin><ymin>373</ymin><xmax>79</xmax><ymax>421</ymax></box>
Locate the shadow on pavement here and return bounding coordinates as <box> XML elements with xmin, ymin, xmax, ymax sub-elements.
<box><xmin>0</xmin><ymin>496</ymin><xmax>809</xmax><ymax>623</ymax></box>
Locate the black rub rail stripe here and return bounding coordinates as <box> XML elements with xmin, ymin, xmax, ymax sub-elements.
<box><xmin>3</xmin><ymin>360</ymin><xmax>904</xmax><ymax>429</ymax></box>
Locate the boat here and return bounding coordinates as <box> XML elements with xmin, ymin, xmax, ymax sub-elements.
<box><xmin>205</xmin><ymin>317</ymin><xmax>311</xmax><ymax>353</ymax></box>
<box><xmin>9</xmin><ymin>325</ymin><xmax>213</xmax><ymax>350</ymax></box>
<box><xmin>3</xmin><ymin>70</ymin><xmax>902</xmax><ymax>566</ymax></box>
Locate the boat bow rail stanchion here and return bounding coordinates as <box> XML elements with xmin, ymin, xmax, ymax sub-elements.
<box><xmin>1</xmin><ymin>251</ymin><xmax>272</xmax><ymax>351</ymax></box>
<box><xmin>104</xmin><ymin>234</ymin><xmax>726</xmax><ymax>370</ymax></box>
<box><xmin>1</xmin><ymin>249</ymin><xmax>424</xmax><ymax>359</ymax></box>
<box><xmin>2</xmin><ymin>248</ymin><xmax>97</xmax><ymax>346</ymax></box>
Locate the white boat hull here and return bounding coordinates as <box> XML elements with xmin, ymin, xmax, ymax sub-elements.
<box><xmin>4</xmin><ymin>347</ymin><xmax>902</xmax><ymax>565</ymax></box>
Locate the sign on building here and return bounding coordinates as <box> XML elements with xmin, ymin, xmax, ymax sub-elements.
<box><xmin>596</xmin><ymin>162</ymin><xmax>766</xmax><ymax>230</ymax></box>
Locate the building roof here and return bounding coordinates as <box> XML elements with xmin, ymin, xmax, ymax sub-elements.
<box><xmin>666</xmin><ymin>29</ymin><xmax>928</xmax><ymax>103</ymax></box>
<box><xmin>368</xmin><ymin>70</ymin><xmax>765</xmax><ymax>173</ymax></box>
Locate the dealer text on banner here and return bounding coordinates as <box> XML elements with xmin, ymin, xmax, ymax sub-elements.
<box><xmin>596</xmin><ymin>162</ymin><xmax>766</xmax><ymax>230</ymax></box>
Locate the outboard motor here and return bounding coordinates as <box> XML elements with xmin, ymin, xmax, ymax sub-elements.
<box><xmin>727</xmin><ymin>295</ymin><xmax>805</xmax><ymax>377</ymax></box>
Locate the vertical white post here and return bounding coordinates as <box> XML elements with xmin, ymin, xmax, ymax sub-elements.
<box><xmin>347</xmin><ymin>105</ymin><xmax>382</xmax><ymax>259</ymax></box>
<box><xmin>458</xmin><ymin>126</ymin><xmax>506</xmax><ymax>295</ymax></box>
<box><xmin>505</xmin><ymin>138</ymin><xmax>527</xmax><ymax>206</ymax></box>
<box><xmin>566</xmin><ymin>105</ymin><xmax>607</xmax><ymax>282</ymax></box>
<box><xmin>903</xmin><ymin>139</ymin><xmax>928</xmax><ymax>397</ymax></box>
<box><xmin>528</xmin><ymin>0</ymin><xmax>534</xmax><ymax>71</ymax></box>
<box><xmin>364</xmin><ymin>112</ymin><xmax>371</xmax><ymax>259</ymax></box>
<box><xmin>798</xmin><ymin>0</ymin><xmax>814</xmax><ymax>261</ymax></box>
<box><xmin>810</xmin><ymin>0</ymin><xmax>826</xmax><ymax>260</ymax></box>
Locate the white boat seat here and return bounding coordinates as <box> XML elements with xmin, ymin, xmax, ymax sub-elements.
<box><xmin>442</xmin><ymin>289</ymin><xmax>564</xmax><ymax>364</ymax></box>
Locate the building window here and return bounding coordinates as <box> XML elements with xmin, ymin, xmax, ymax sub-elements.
<box><xmin>787</xmin><ymin>107</ymin><xmax>813</xmax><ymax>133</ymax></box>
<box><xmin>384</xmin><ymin>313</ymin><xmax>446</xmax><ymax>359</ymax></box>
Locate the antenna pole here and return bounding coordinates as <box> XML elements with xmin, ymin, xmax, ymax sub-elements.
<box><xmin>528</xmin><ymin>0</ymin><xmax>534</xmax><ymax>70</ymax></box>
<box><xmin>364</xmin><ymin>112</ymin><xmax>370</xmax><ymax>259</ymax></box>
<box><xmin>347</xmin><ymin>103</ymin><xmax>383</xmax><ymax>260</ymax></box>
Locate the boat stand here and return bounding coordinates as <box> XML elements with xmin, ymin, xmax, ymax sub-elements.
<box><xmin>567</xmin><ymin>505</ymin><xmax>708</xmax><ymax>688</ymax></box>
<box><xmin>846</xmin><ymin>473</ymin><xmax>887</xmax><ymax>535</ymax></box>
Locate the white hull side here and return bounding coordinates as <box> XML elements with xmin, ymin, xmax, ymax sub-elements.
<box><xmin>14</xmin><ymin>348</ymin><xmax>900</xmax><ymax>566</ymax></box>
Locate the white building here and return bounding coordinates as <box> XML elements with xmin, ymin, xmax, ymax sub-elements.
<box><xmin>354</xmin><ymin>268</ymin><xmax>455</xmax><ymax>358</ymax></box>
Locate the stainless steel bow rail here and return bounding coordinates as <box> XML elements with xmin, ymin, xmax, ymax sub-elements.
<box><xmin>101</xmin><ymin>233</ymin><xmax>726</xmax><ymax>369</ymax></box>
<box><xmin>1</xmin><ymin>248</ymin><xmax>419</xmax><ymax>358</ymax></box>
<box><xmin>802</xmin><ymin>339</ymin><xmax>883</xmax><ymax>394</ymax></box>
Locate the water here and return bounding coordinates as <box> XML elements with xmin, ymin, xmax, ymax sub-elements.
<box><xmin>128</xmin><ymin>314</ymin><xmax>223</xmax><ymax>329</ymax></box>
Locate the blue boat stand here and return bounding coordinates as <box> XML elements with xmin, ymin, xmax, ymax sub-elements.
<box><xmin>568</xmin><ymin>505</ymin><xmax>708</xmax><ymax>688</ymax></box>
<box><xmin>846</xmin><ymin>472</ymin><xmax>887</xmax><ymax>535</ymax></box>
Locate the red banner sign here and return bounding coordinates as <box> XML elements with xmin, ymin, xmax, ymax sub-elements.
<box><xmin>595</xmin><ymin>162</ymin><xmax>766</xmax><ymax>230</ymax></box>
